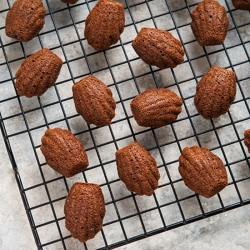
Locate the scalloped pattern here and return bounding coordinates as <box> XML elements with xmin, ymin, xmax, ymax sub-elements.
<box><xmin>5</xmin><ymin>0</ymin><xmax>46</xmax><ymax>42</ymax></box>
<box><xmin>194</xmin><ymin>66</ymin><xmax>236</xmax><ymax>119</ymax></box>
<box><xmin>178</xmin><ymin>146</ymin><xmax>228</xmax><ymax>198</ymax></box>
<box><xmin>40</xmin><ymin>128</ymin><xmax>89</xmax><ymax>178</ymax></box>
<box><xmin>64</xmin><ymin>183</ymin><xmax>106</xmax><ymax>242</ymax></box>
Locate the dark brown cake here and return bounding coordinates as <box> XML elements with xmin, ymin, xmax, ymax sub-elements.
<box><xmin>178</xmin><ymin>146</ymin><xmax>228</xmax><ymax>198</ymax></box>
<box><xmin>61</xmin><ymin>0</ymin><xmax>78</xmax><ymax>4</ymax></box>
<box><xmin>190</xmin><ymin>0</ymin><xmax>229</xmax><ymax>46</ymax></box>
<box><xmin>244</xmin><ymin>129</ymin><xmax>250</xmax><ymax>153</ymax></box>
<box><xmin>116</xmin><ymin>142</ymin><xmax>160</xmax><ymax>196</ymax></box>
<box><xmin>5</xmin><ymin>0</ymin><xmax>46</xmax><ymax>42</ymax></box>
<box><xmin>40</xmin><ymin>128</ymin><xmax>89</xmax><ymax>178</ymax></box>
<box><xmin>15</xmin><ymin>48</ymin><xmax>63</xmax><ymax>98</ymax></box>
<box><xmin>194</xmin><ymin>66</ymin><xmax>236</xmax><ymax>119</ymax></box>
<box><xmin>132</xmin><ymin>27</ymin><xmax>184</xmax><ymax>69</ymax></box>
<box><xmin>130</xmin><ymin>88</ymin><xmax>183</xmax><ymax>128</ymax></box>
<box><xmin>84</xmin><ymin>0</ymin><xmax>125</xmax><ymax>50</ymax></box>
<box><xmin>72</xmin><ymin>75</ymin><xmax>116</xmax><ymax>127</ymax></box>
<box><xmin>64</xmin><ymin>182</ymin><xmax>106</xmax><ymax>242</ymax></box>
<box><xmin>232</xmin><ymin>0</ymin><xmax>250</xmax><ymax>10</ymax></box>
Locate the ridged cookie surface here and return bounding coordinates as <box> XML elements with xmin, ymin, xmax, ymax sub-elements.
<box><xmin>132</xmin><ymin>28</ymin><xmax>184</xmax><ymax>69</ymax></box>
<box><xmin>179</xmin><ymin>146</ymin><xmax>228</xmax><ymax>198</ymax></box>
<box><xmin>5</xmin><ymin>0</ymin><xmax>46</xmax><ymax>42</ymax></box>
<box><xmin>15</xmin><ymin>48</ymin><xmax>63</xmax><ymax>97</ymax></box>
<box><xmin>191</xmin><ymin>0</ymin><xmax>229</xmax><ymax>46</ymax></box>
<box><xmin>40</xmin><ymin>128</ymin><xmax>89</xmax><ymax>178</ymax></box>
<box><xmin>72</xmin><ymin>75</ymin><xmax>116</xmax><ymax>126</ymax></box>
<box><xmin>64</xmin><ymin>183</ymin><xmax>106</xmax><ymax>242</ymax></box>
<box><xmin>116</xmin><ymin>142</ymin><xmax>160</xmax><ymax>196</ymax></box>
<box><xmin>194</xmin><ymin>66</ymin><xmax>236</xmax><ymax>119</ymax></box>
<box><xmin>84</xmin><ymin>0</ymin><xmax>125</xmax><ymax>50</ymax></box>
<box><xmin>130</xmin><ymin>88</ymin><xmax>183</xmax><ymax>128</ymax></box>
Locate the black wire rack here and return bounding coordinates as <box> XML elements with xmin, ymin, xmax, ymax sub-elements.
<box><xmin>1</xmin><ymin>0</ymin><xmax>250</xmax><ymax>249</ymax></box>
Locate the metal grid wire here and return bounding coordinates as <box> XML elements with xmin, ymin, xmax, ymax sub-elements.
<box><xmin>1</xmin><ymin>0</ymin><xmax>250</xmax><ymax>249</ymax></box>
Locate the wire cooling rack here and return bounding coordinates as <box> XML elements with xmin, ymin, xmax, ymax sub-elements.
<box><xmin>1</xmin><ymin>0</ymin><xmax>250</xmax><ymax>249</ymax></box>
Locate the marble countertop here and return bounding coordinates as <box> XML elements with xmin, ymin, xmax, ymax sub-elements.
<box><xmin>1</xmin><ymin>0</ymin><xmax>250</xmax><ymax>249</ymax></box>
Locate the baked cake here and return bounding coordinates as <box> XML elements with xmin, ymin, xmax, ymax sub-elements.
<box><xmin>232</xmin><ymin>0</ymin><xmax>250</xmax><ymax>10</ymax></box>
<box><xmin>84</xmin><ymin>0</ymin><xmax>125</xmax><ymax>50</ymax></box>
<box><xmin>179</xmin><ymin>146</ymin><xmax>228</xmax><ymax>198</ymax></box>
<box><xmin>132</xmin><ymin>27</ymin><xmax>184</xmax><ymax>69</ymax></box>
<box><xmin>64</xmin><ymin>182</ymin><xmax>105</xmax><ymax>242</ymax></box>
<box><xmin>116</xmin><ymin>142</ymin><xmax>160</xmax><ymax>196</ymax></box>
<box><xmin>15</xmin><ymin>48</ymin><xmax>63</xmax><ymax>97</ymax></box>
<box><xmin>194</xmin><ymin>66</ymin><xmax>236</xmax><ymax>119</ymax></box>
<box><xmin>61</xmin><ymin>0</ymin><xmax>78</xmax><ymax>4</ymax></box>
<box><xmin>40</xmin><ymin>128</ymin><xmax>89</xmax><ymax>178</ymax></box>
<box><xmin>130</xmin><ymin>88</ymin><xmax>183</xmax><ymax>128</ymax></box>
<box><xmin>190</xmin><ymin>0</ymin><xmax>229</xmax><ymax>46</ymax></box>
<box><xmin>5</xmin><ymin>0</ymin><xmax>46</xmax><ymax>42</ymax></box>
<box><xmin>72</xmin><ymin>75</ymin><xmax>116</xmax><ymax>127</ymax></box>
<box><xmin>244</xmin><ymin>129</ymin><xmax>250</xmax><ymax>153</ymax></box>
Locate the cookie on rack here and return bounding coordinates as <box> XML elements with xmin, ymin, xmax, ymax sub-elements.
<box><xmin>5</xmin><ymin>0</ymin><xmax>46</xmax><ymax>42</ymax></box>
<box><xmin>61</xmin><ymin>0</ymin><xmax>78</xmax><ymax>4</ymax></box>
<box><xmin>64</xmin><ymin>182</ymin><xmax>106</xmax><ymax>242</ymax></box>
<box><xmin>190</xmin><ymin>0</ymin><xmax>229</xmax><ymax>46</ymax></box>
<box><xmin>116</xmin><ymin>142</ymin><xmax>160</xmax><ymax>196</ymax></box>
<box><xmin>194</xmin><ymin>66</ymin><xmax>236</xmax><ymax>119</ymax></box>
<box><xmin>130</xmin><ymin>88</ymin><xmax>183</xmax><ymax>128</ymax></box>
<box><xmin>244</xmin><ymin>129</ymin><xmax>250</xmax><ymax>153</ymax></box>
<box><xmin>84</xmin><ymin>0</ymin><xmax>125</xmax><ymax>50</ymax></box>
<box><xmin>132</xmin><ymin>27</ymin><xmax>184</xmax><ymax>69</ymax></box>
<box><xmin>40</xmin><ymin>128</ymin><xmax>89</xmax><ymax>178</ymax></box>
<box><xmin>15</xmin><ymin>48</ymin><xmax>63</xmax><ymax>97</ymax></box>
<box><xmin>72</xmin><ymin>75</ymin><xmax>116</xmax><ymax>127</ymax></box>
<box><xmin>179</xmin><ymin>146</ymin><xmax>228</xmax><ymax>198</ymax></box>
<box><xmin>232</xmin><ymin>0</ymin><xmax>250</xmax><ymax>10</ymax></box>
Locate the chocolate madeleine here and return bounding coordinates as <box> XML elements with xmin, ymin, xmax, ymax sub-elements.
<box><xmin>132</xmin><ymin>27</ymin><xmax>184</xmax><ymax>69</ymax></box>
<box><xmin>40</xmin><ymin>128</ymin><xmax>89</xmax><ymax>178</ymax></box>
<box><xmin>190</xmin><ymin>0</ymin><xmax>229</xmax><ymax>46</ymax></box>
<box><xmin>84</xmin><ymin>0</ymin><xmax>125</xmax><ymax>50</ymax></box>
<box><xmin>15</xmin><ymin>48</ymin><xmax>63</xmax><ymax>98</ymax></box>
<box><xmin>232</xmin><ymin>0</ymin><xmax>250</xmax><ymax>10</ymax></box>
<box><xmin>194</xmin><ymin>66</ymin><xmax>236</xmax><ymax>119</ymax></box>
<box><xmin>130</xmin><ymin>88</ymin><xmax>183</xmax><ymax>128</ymax></box>
<box><xmin>116</xmin><ymin>142</ymin><xmax>160</xmax><ymax>196</ymax></box>
<box><xmin>64</xmin><ymin>183</ymin><xmax>106</xmax><ymax>242</ymax></box>
<box><xmin>5</xmin><ymin>0</ymin><xmax>46</xmax><ymax>42</ymax></box>
<box><xmin>179</xmin><ymin>146</ymin><xmax>228</xmax><ymax>198</ymax></box>
<box><xmin>244</xmin><ymin>129</ymin><xmax>250</xmax><ymax>153</ymax></box>
<box><xmin>72</xmin><ymin>75</ymin><xmax>116</xmax><ymax>127</ymax></box>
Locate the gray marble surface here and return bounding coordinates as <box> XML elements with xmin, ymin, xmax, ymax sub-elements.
<box><xmin>1</xmin><ymin>0</ymin><xmax>250</xmax><ymax>249</ymax></box>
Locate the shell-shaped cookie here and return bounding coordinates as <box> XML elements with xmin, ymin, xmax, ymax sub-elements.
<box><xmin>130</xmin><ymin>88</ymin><xmax>183</xmax><ymax>128</ymax></box>
<box><xmin>72</xmin><ymin>75</ymin><xmax>116</xmax><ymax>127</ymax></box>
<box><xmin>232</xmin><ymin>0</ymin><xmax>250</xmax><ymax>10</ymax></box>
<box><xmin>178</xmin><ymin>146</ymin><xmax>228</xmax><ymax>198</ymax></box>
<box><xmin>244</xmin><ymin>129</ymin><xmax>250</xmax><ymax>153</ymax></box>
<box><xmin>15</xmin><ymin>48</ymin><xmax>63</xmax><ymax>98</ymax></box>
<box><xmin>5</xmin><ymin>0</ymin><xmax>46</xmax><ymax>42</ymax></box>
<box><xmin>61</xmin><ymin>0</ymin><xmax>78</xmax><ymax>4</ymax></box>
<box><xmin>84</xmin><ymin>0</ymin><xmax>125</xmax><ymax>50</ymax></box>
<box><xmin>194</xmin><ymin>66</ymin><xmax>236</xmax><ymax>119</ymax></box>
<box><xmin>40</xmin><ymin>128</ymin><xmax>89</xmax><ymax>178</ymax></box>
<box><xmin>64</xmin><ymin>182</ymin><xmax>106</xmax><ymax>242</ymax></box>
<box><xmin>132</xmin><ymin>28</ymin><xmax>184</xmax><ymax>69</ymax></box>
<box><xmin>190</xmin><ymin>0</ymin><xmax>229</xmax><ymax>46</ymax></box>
<box><xmin>116</xmin><ymin>142</ymin><xmax>160</xmax><ymax>196</ymax></box>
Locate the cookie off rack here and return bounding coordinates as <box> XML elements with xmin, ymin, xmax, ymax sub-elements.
<box><xmin>1</xmin><ymin>0</ymin><xmax>250</xmax><ymax>249</ymax></box>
